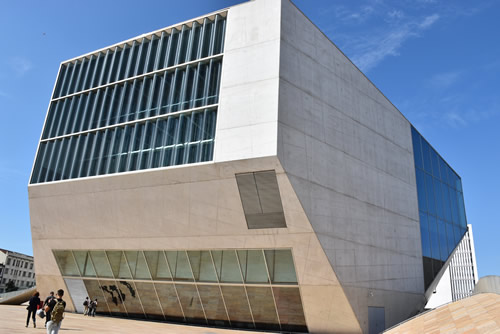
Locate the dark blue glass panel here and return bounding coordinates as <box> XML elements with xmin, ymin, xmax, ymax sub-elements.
<box><xmin>434</xmin><ymin>179</ymin><xmax>444</xmax><ymax>220</ymax></box>
<box><xmin>437</xmin><ymin>219</ymin><xmax>448</xmax><ymax>261</ymax></box>
<box><xmin>421</xmin><ymin>139</ymin><xmax>432</xmax><ymax>174</ymax></box>
<box><xmin>425</xmin><ymin>173</ymin><xmax>436</xmax><ymax>216</ymax></box>
<box><xmin>445</xmin><ymin>222</ymin><xmax>455</xmax><ymax>256</ymax></box>
<box><xmin>411</xmin><ymin>126</ymin><xmax>423</xmax><ymax>170</ymax></box>
<box><xmin>442</xmin><ymin>182</ymin><xmax>452</xmax><ymax>222</ymax></box>
<box><xmin>457</xmin><ymin>193</ymin><xmax>467</xmax><ymax>228</ymax></box>
<box><xmin>430</xmin><ymin>149</ymin><xmax>440</xmax><ymax>178</ymax></box>
<box><xmin>449</xmin><ymin>187</ymin><xmax>459</xmax><ymax>225</ymax></box>
<box><xmin>428</xmin><ymin>215</ymin><xmax>439</xmax><ymax>260</ymax></box>
<box><xmin>419</xmin><ymin>213</ymin><xmax>431</xmax><ymax>257</ymax></box>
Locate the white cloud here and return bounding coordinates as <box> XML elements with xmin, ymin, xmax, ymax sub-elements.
<box><xmin>348</xmin><ymin>14</ymin><xmax>440</xmax><ymax>72</ymax></box>
<box><xmin>9</xmin><ymin>57</ymin><xmax>33</xmax><ymax>76</ymax></box>
<box><xmin>419</xmin><ymin>14</ymin><xmax>440</xmax><ymax>29</ymax></box>
<box><xmin>430</xmin><ymin>71</ymin><xmax>462</xmax><ymax>88</ymax></box>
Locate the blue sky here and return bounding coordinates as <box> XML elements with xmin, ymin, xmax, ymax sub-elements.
<box><xmin>0</xmin><ymin>0</ymin><xmax>498</xmax><ymax>278</ymax></box>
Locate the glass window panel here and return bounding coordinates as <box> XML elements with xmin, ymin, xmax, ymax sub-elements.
<box><xmin>432</xmin><ymin>259</ymin><xmax>442</xmax><ymax>279</ymax></box>
<box><xmin>144</xmin><ymin>251</ymin><xmax>171</xmax><ymax>281</ymax></box>
<box><xmin>219</xmin><ymin>250</ymin><xmax>243</xmax><ymax>283</ymax></box>
<box><xmin>439</xmin><ymin>157</ymin><xmax>449</xmax><ymax>185</ymax></box>
<box><xmin>207</xmin><ymin>61</ymin><xmax>221</xmax><ymax>105</ymax></box>
<box><xmin>167</xmin><ymin>29</ymin><xmax>179</xmax><ymax>67</ymax></box>
<box><xmin>175</xmin><ymin>284</ymin><xmax>206</xmax><ymax>324</ymax></box>
<box><xmin>73</xmin><ymin>251</ymin><xmax>96</xmax><ymax>277</ymax></box>
<box><xmin>419</xmin><ymin>213</ymin><xmax>431</xmax><ymax>258</ymax></box>
<box><xmin>31</xmin><ymin>142</ymin><xmax>47</xmax><ymax>184</ymax></box>
<box><xmin>220</xmin><ymin>285</ymin><xmax>254</xmax><ymax>329</ymax></box>
<box><xmin>421</xmin><ymin>139</ymin><xmax>432</xmax><ymax>174</ymax></box>
<box><xmin>79</xmin><ymin>132</ymin><xmax>95</xmax><ymax>177</ymax></box>
<box><xmin>53</xmin><ymin>250</ymin><xmax>80</xmax><ymax>276</ymax></box>
<box><xmin>53</xmin><ymin>64</ymin><xmax>67</xmax><ymax>98</ymax></box>
<box><xmin>213</xmin><ymin>16</ymin><xmax>226</xmax><ymax>55</ymax></box>
<box><xmin>446</xmin><ymin>222</ymin><xmax>455</xmax><ymax>256</ymax></box>
<box><xmin>434</xmin><ymin>179</ymin><xmax>444</xmax><ymax>220</ymax></box>
<box><xmin>272</xmin><ymin>287</ymin><xmax>307</xmax><ymax>333</ymax></box>
<box><xmin>425</xmin><ymin>173</ymin><xmax>436</xmax><ymax>216</ymax></box>
<box><xmin>117</xmin><ymin>280</ymin><xmax>145</xmax><ymax>319</ymax></box>
<box><xmin>133</xmin><ymin>281</ymin><xmax>165</xmax><ymax>320</ymax></box>
<box><xmin>187</xmin><ymin>251</ymin><xmax>217</xmax><ymax>282</ymax></box>
<box><xmin>265</xmin><ymin>250</ymin><xmax>297</xmax><ymax>284</ymax></box>
<box><xmin>238</xmin><ymin>250</ymin><xmax>269</xmax><ymax>284</ymax></box>
<box><xmin>201</xmin><ymin>19</ymin><xmax>214</xmax><ymax>58</ymax></box>
<box><xmin>430</xmin><ymin>149</ymin><xmax>440</xmax><ymax>178</ymax></box>
<box><xmin>442</xmin><ymin>183</ymin><xmax>452</xmax><ymax>222</ymax></box>
<box><xmin>83</xmin><ymin>279</ymin><xmax>110</xmax><ymax>315</ymax></box>
<box><xmin>428</xmin><ymin>216</ymin><xmax>440</xmax><ymax>260</ymax></box>
<box><xmin>106</xmin><ymin>251</ymin><xmax>132</xmax><ymax>279</ymax></box>
<box><xmin>423</xmin><ymin>256</ymin><xmax>433</xmax><ymax>289</ymax></box>
<box><xmin>438</xmin><ymin>219</ymin><xmax>448</xmax><ymax>262</ymax></box>
<box><xmin>454</xmin><ymin>225</ymin><xmax>464</xmax><ymax>245</ymax></box>
<box><xmin>99</xmin><ymin>279</ymin><xmax>127</xmax><ymax>316</ymax></box>
<box><xmin>450</xmin><ymin>188</ymin><xmax>459</xmax><ymax>225</ymax></box>
<box><xmin>89</xmin><ymin>251</ymin><xmax>114</xmax><ymax>278</ymax></box>
<box><xmin>246</xmin><ymin>287</ymin><xmax>280</xmax><ymax>331</ymax></box>
<box><xmin>166</xmin><ymin>251</ymin><xmax>193</xmax><ymax>282</ymax></box>
<box><xmin>177</xmin><ymin>26</ymin><xmax>190</xmax><ymax>64</ymax></box>
<box><xmin>197</xmin><ymin>285</ymin><xmax>230</xmax><ymax>327</ymax></box>
<box><xmin>124</xmin><ymin>251</ymin><xmax>151</xmax><ymax>280</ymax></box>
<box><xmin>189</xmin><ymin>23</ymin><xmax>201</xmax><ymax>61</ymax></box>
<box><xmin>154</xmin><ymin>283</ymin><xmax>184</xmax><ymax>322</ymax></box>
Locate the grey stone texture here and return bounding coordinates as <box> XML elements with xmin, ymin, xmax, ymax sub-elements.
<box><xmin>277</xmin><ymin>0</ymin><xmax>426</xmax><ymax>331</ymax></box>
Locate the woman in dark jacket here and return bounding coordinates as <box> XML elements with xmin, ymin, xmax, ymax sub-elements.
<box><xmin>26</xmin><ymin>291</ymin><xmax>41</xmax><ymax>328</ymax></box>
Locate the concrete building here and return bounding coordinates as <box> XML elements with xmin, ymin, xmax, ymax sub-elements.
<box><xmin>0</xmin><ymin>249</ymin><xmax>36</xmax><ymax>293</ymax></box>
<box><xmin>28</xmin><ymin>0</ymin><xmax>470</xmax><ymax>333</ymax></box>
<box><xmin>425</xmin><ymin>224</ymin><xmax>478</xmax><ymax>309</ymax></box>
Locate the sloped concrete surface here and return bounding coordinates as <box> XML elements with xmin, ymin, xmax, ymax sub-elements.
<box><xmin>0</xmin><ymin>287</ymin><xmax>36</xmax><ymax>305</ymax></box>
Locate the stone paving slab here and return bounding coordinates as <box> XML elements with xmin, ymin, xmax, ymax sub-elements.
<box><xmin>0</xmin><ymin>305</ymin><xmax>274</xmax><ymax>334</ymax></box>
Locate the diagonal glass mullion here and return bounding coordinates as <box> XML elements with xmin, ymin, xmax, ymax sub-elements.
<box><xmin>162</xmin><ymin>29</ymin><xmax>175</xmax><ymax>69</ymax></box>
<box><xmin>233</xmin><ymin>249</ymin><xmax>256</xmax><ymax>329</ymax></box>
<box><xmin>144</xmin><ymin>74</ymin><xmax>158</xmax><ymax>119</ymax></box>
<box><xmin>162</xmin><ymin>251</ymin><xmax>187</xmax><ymax>321</ymax></box>
<box><xmin>166</xmin><ymin>69</ymin><xmax>179</xmax><ymax>114</ymax></box>
<box><xmin>208</xmin><ymin>16</ymin><xmax>218</xmax><ymax>57</ymax></box>
<box><xmin>184</xmin><ymin>23</ymin><xmax>196</xmax><ymax>64</ymax></box>
<box><xmin>153</xmin><ymin>32</ymin><xmax>166</xmax><ymax>71</ymax></box>
<box><xmin>72</xmin><ymin>59</ymin><xmax>86</xmax><ymax>95</ymax></box>
<box><xmin>188</xmin><ymin>63</ymin><xmax>201</xmax><ymax>109</ymax></box>
<box><xmin>260</xmin><ymin>249</ymin><xmax>282</xmax><ymax>330</ymax></box>
<box><xmin>114</xmin><ymin>46</ymin><xmax>126</xmax><ymax>82</ymax></box>
<box><xmin>143</xmin><ymin>37</ymin><xmax>154</xmax><ymax>75</ymax></box>
<box><xmin>201</xmin><ymin>60</ymin><xmax>213</xmax><ymax>106</ymax></box>
<box><xmin>98</xmin><ymin>50</ymin><xmax>111</xmax><ymax>86</ymax></box>
<box><xmin>184</xmin><ymin>250</ymin><xmax>209</xmax><ymax>325</ymax></box>
<box><xmin>102</xmin><ymin>251</ymin><xmax>130</xmax><ymax>317</ymax></box>
<box><xmin>219</xmin><ymin>15</ymin><xmax>227</xmax><ymax>53</ymax></box>
<box><xmin>63</xmin><ymin>62</ymin><xmax>77</xmax><ymax>97</ymax></box>
<box><xmin>195</xmin><ymin>109</ymin><xmax>208</xmax><ymax>162</ymax></box>
<box><xmin>54</xmin><ymin>64</ymin><xmax>69</xmax><ymax>98</ymax></box>
<box><xmin>133</xmin><ymin>39</ymin><xmax>145</xmax><ymax>76</ymax></box>
<box><xmin>197</xmin><ymin>18</ymin><xmax>208</xmax><ymax>60</ymax></box>
<box><xmin>174</xmin><ymin>26</ymin><xmax>185</xmax><ymax>65</ymax></box>
<box><xmin>208</xmin><ymin>250</ymin><xmax>232</xmax><ymax>327</ymax></box>
<box><xmin>80</xmin><ymin>55</ymin><xmax>94</xmax><ymax>91</ymax></box>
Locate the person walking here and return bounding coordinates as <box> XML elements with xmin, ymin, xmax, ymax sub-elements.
<box><xmin>43</xmin><ymin>291</ymin><xmax>55</xmax><ymax>327</ymax></box>
<box><xmin>83</xmin><ymin>297</ymin><xmax>89</xmax><ymax>316</ymax></box>
<box><xmin>26</xmin><ymin>291</ymin><xmax>41</xmax><ymax>328</ymax></box>
<box><xmin>90</xmin><ymin>298</ymin><xmax>98</xmax><ymax>317</ymax></box>
<box><xmin>44</xmin><ymin>289</ymin><xmax>66</xmax><ymax>334</ymax></box>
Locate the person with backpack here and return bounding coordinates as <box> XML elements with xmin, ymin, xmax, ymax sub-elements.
<box><xmin>43</xmin><ymin>291</ymin><xmax>55</xmax><ymax>327</ymax></box>
<box><xmin>89</xmin><ymin>298</ymin><xmax>98</xmax><ymax>317</ymax></box>
<box><xmin>44</xmin><ymin>289</ymin><xmax>66</xmax><ymax>334</ymax></box>
<box><xmin>83</xmin><ymin>297</ymin><xmax>89</xmax><ymax>316</ymax></box>
<box><xmin>26</xmin><ymin>291</ymin><xmax>41</xmax><ymax>328</ymax></box>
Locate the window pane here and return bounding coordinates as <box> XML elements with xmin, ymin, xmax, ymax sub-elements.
<box><xmin>272</xmin><ymin>287</ymin><xmax>307</xmax><ymax>332</ymax></box>
<box><xmin>419</xmin><ymin>213</ymin><xmax>431</xmax><ymax>258</ymax></box>
<box><xmin>197</xmin><ymin>285</ymin><xmax>230</xmax><ymax>327</ymax></box>
<box><xmin>428</xmin><ymin>216</ymin><xmax>440</xmax><ymax>260</ymax></box>
<box><xmin>117</xmin><ymin>280</ymin><xmax>145</xmax><ymax>319</ymax></box>
<box><xmin>187</xmin><ymin>250</ymin><xmax>217</xmax><ymax>282</ymax></box>
<box><xmin>89</xmin><ymin>251</ymin><xmax>114</xmax><ymax>278</ymax></box>
<box><xmin>154</xmin><ymin>282</ymin><xmax>184</xmax><ymax>322</ymax></box>
<box><xmin>73</xmin><ymin>251</ymin><xmax>96</xmax><ymax>277</ymax></box>
<box><xmin>265</xmin><ymin>250</ymin><xmax>297</xmax><ymax>284</ymax></box>
<box><xmin>124</xmin><ymin>251</ymin><xmax>151</xmax><ymax>280</ymax></box>
<box><xmin>425</xmin><ymin>174</ymin><xmax>436</xmax><ymax>216</ymax></box>
<box><xmin>175</xmin><ymin>284</ymin><xmax>206</xmax><ymax>324</ymax></box>
<box><xmin>238</xmin><ymin>250</ymin><xmax>269</xmax><ymax>284</ymax></box>
<box><xmin>106</xmin><ymin>251</ymin><xmax>132</xmax><ymax>279</ymax></box>
<box><xmin>166</xmin><ymin>251</ymin><xmax>194</xmax><ymax>282</ymax></box>
<box><xmin>246</xmin><ymin>287</ymin><xmax>280</xmax><ymax>331</ymax></box>
<box><xmin>143</xmin><ymin>251</ymin><xmax>171</xmax><ymax>281</ymax></box>
<box><xmin>220</xmin><ymin>285</ymin><xmax>254</xmax><ymax>329</ymax></box>
<box><xmin>99</xmin><ymin>279</ymin><xmax>127</xmax><ymax>316</ymax></box>
<box><xmin>134</xmin><ymin>282</ymin><xmax>164</xmax><ymax>320</ymax></box>
<box><xmin>421</xmin><ymin>139</ymin><xmax>432</xmax><ymax>174</ymax></box>
<box><xmin>53</xmin><ymin>250</ymin><xmax>80</xmax><ymax>276</ymax></box>
<box><xmin>218</xmin><ymin>250</ymin><xmax>243</xmax><ymax>283</ymax></box>
<box><xmin>83</xmin><ymin>279</ymin><xmax>110</xmax><ymax>315</ymax></box>
<box><xmin>438</xmin><ymin>219</ymin><xmax>448</xmax><ymax>261</ymax></box>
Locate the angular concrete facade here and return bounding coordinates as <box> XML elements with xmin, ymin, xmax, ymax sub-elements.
<box><xmin>29</xmin><ymin>0</ymin><xmax>467</xmax><ymax>333</ymax></box>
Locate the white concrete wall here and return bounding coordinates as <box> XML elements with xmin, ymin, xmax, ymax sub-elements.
<box><xmin>214</xmin><ymin>0</ymin><xmax>281</xmax><ymax>162</ymax></box>
<box><xmin>277</xmin><ymin>0</ymin><xmax>425</xmax><ymax>331</ymax></box>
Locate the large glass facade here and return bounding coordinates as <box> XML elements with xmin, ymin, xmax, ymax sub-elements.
<box><xmin>411</xmin><ymin>126</ymin><xmax>467</xmax><ymax>289</ymax></box>
<box><xmin>31</xmin><ymin>14</ymin><xmax>226</xmax><ymax>184</ymax></box>
<box><xmin>53</xmin><ymin>249</ymin><xmax>308</xmax><ymax>332</ymax></box>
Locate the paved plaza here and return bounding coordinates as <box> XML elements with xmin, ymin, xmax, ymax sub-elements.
<box><xmin>0</xmin><ymin>305</ymin><xmax>272</xmax><ymax>334</ymax></box>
